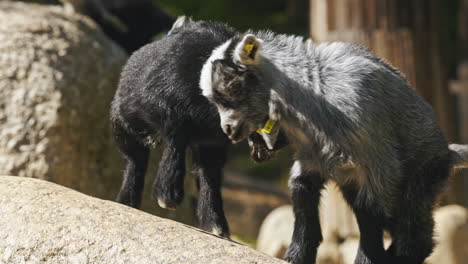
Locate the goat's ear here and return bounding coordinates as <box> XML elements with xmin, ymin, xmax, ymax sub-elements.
<box><xmin>235</xmin><ymin>34</ymin><xmax>262</xmax><ymax>65</ymax></box>
<box><xmin>168</xmin><ymin>16</ymin><xmax>193</xmax><ymax>35</ymax></box>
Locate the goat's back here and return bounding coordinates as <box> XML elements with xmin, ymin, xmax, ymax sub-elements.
<box><xmin>111</xmin><ymin>21</ymin><xmax>237</xmax><ymax>143</ymax></box>
<box><xmin>313</xmin><ymin>42</ymin><xmax>449</xmax><ymax>163</ymax></box>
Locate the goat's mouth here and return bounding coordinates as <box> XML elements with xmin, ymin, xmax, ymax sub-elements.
<box><xmin>228</xmin><ymin>122</ymin><xmax>248</xmax><ymax>144</ymax></box>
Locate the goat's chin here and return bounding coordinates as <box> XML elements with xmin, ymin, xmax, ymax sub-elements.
<box><xmin>229</xmin><ymin>132</ymin><xmax>248</xmax><ymax>144</ymax></box>
<box><xmin>230</xmin><ymin>138</ymin><xmax>243</xmax><ymax>144</ymax></box>
<box><xmin>229</xmin><ymin>127</ymin><xmax>250</xmax><ymax>144</ymax></box>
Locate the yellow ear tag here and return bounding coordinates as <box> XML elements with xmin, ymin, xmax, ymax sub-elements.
<box><xmin>256</xmin><ymin>119</ymin><xmax>276</xmax><ymax>135</ymax></box>
<box><xmin>244</xmin><ymin>43</ymin><xmax>254</xmax><ymax>54</ymax></box>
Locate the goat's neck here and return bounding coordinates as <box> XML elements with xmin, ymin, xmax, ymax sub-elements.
<box><xmin>261</xmin><ymin>58</ymin><xmax>323</xmax><ymax>139</ymax></box>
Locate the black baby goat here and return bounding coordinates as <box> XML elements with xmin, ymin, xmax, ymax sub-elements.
<box><xmin>110</xmin><ymin>17</ymin><xmax>284</xmax><ymax>237</ymax></box>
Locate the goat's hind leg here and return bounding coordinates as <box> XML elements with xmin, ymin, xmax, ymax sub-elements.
<box><xmin>386</xmin><ymin>156</ymin><xmax>449</xmax><ymax>264</ymax></box>
<box><xmin>386</xmin><ymin>212</ymin><xmax>434</xmax><ymax>264</ymax></box>
<box><xmin>114</xmin><ymin>121</ymin><xmax>150</xmax><ymax>209</ymax></box>
<box><xmin>353</xmin><ymin>209</ymin><xmax>387</xmax><ymax>264</ymax></box>
<box><xmin>192</xmin><ymin>144</ymin><xmax>230</xmax><ymax>237</ymax></box>
<box><xmin>152</xmin><ymin>134</ymin><xmax>188</xmax><ymax>210</ymax></box>
<box><xmin>339</xmin><ymin>184</ymin><xmax>388</xmax><ymax>264</ymax></box>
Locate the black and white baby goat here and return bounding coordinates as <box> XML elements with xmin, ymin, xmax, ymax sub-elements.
<box><xmin>200</xmin><ymin>31</ymin><xmax>468</xmax><ymax>264</ymax></box>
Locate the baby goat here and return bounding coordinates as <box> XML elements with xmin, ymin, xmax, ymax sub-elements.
<box><xmin>200</xmin><ymin>31</ymin><xmax>468</xmax><ymax>263</ymax></box>
<box><xmin>111</xmin><ymin>18</ymin><xmax>283</xmax><ymax>238</ymax></box>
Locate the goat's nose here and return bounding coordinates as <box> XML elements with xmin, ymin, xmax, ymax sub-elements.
<box><xmin>225</xmin><ymin>124</ymin><xmax>232</xmax><ymax>136</ymax></box>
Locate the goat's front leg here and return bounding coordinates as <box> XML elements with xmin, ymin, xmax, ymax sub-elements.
<box><xmin>192</xmin><ymin>144</ymin><xmax>230</xmax><ymax>237</ymax></box>
<box><xmin>152</xmin><ymin>134</ymin><xmax>187</xmax><ymax>210</ymax></box>
<box><xmin>284</xmin><ymin>161</ymin><xmax>325</xmax><ymax>264</ymax></box>
<box><xmin>113</xmin><ymin>122</ymin><xmax>150</xmax><ymax>209</ymax></box>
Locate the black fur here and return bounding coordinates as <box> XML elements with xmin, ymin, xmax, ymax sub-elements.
<box><xmin>284</xmin><ymin>173</ymin><xmax>324</xmax><ymax>264</ymax></box>
<box><xmin>111</xmin><ymin>20</ymin><xmax>282</xmax><ymax>237</ymax></box>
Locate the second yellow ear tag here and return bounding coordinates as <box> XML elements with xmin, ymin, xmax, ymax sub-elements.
<box><xmin>256</xmin><ymin>119</ymin><xmax>276</xmax><ymax>135</ymax></box>
<box><xmin>244</xmin><ymin>44</ymin><xmax>254</xmax><ymax>54</ymax></box>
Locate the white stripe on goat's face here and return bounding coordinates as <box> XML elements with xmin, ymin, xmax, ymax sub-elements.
<box><xmin>200</xmin><ymin>35</ymin><xmax>270</xmax><ymax>143</ymax></box>
<box><xmin>199</xmin><ymin>39</ymin><xmax>232</xmax><ymax>99</ymax></box>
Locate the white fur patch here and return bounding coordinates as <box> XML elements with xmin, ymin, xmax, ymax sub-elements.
<box><xmin>157</xmin><ymin>199</ymin><xmax>176</xmax><ymax>211</ymax></box>
<box><xmin>211</xmin><ymin>226</ymin><xmax>223</xmax><ymax>236</ymax></box>
<box><xmin>199</xmin><ymin>40</ymin><xmax>232</xmax><ymax>98</ymax></box>
<box><xmin>288</xmin><ymin>160</ymin><xmax>303</xmax><ymax>188</ymax></box>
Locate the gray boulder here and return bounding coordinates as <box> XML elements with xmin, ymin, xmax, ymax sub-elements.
<box><xmin>0</xmin><ymin>176</ymin><xmax>286</xmax><ymax>264</ymax></box>
<box><xmin>0</xmin><ymin>2</ymin><xmax>126</xmax><ymax>197</ymax></box>
<box><xmin>0</xmin><ymin>1</ymin><xmax>211</xmax><ymax>228</ymax></box>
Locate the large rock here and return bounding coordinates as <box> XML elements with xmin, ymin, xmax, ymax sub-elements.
<box><xmin>0</xmin><ymin>2</ymin><xmax>127</xmax><ymax>198</ymax></box>
<box><xmin>0</xmin><ymin>176</ymin><xmax>286</xmax><ymax>264</ymax></box>
<box><xmin>0</xmin><ymin>1</ymin><xmax>224</xmax><ymax>229</ymax></box>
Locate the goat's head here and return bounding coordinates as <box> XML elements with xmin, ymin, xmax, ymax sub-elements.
<box><xmin>200</xmin><ymin>34</ymin><xmax>270</xmax><ymax>144</ymax></box>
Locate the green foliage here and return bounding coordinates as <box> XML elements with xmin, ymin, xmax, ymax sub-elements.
<box><xmin>158</xmin><ymin>0</ymin><xmax>309</xmax><ymax>36</ymax></box>
<box><xmin>231</xmin><ymin>233</ymin><xmax>257</xmax><ymax>248</ymax></box>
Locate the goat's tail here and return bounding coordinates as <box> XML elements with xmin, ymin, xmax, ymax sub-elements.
<box><xmin>449</xmin><ymin>144</ymin><xmax>468</xmax><ymax>169</ymax></box>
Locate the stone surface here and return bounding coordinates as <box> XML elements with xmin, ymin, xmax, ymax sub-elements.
<box><xmin>0</xmin><ymin>1</ymin><xmax>127</xmax><ymax>198</ymax></box>
<box><xmin>0</xmin><ymin>1</ymin><xmax>223</xmax><ymax>229</ymax></box>
<box><xmin>0</xmin><ymin>176</ymin><xmax>286</xmax><ymax>264</ymax></box>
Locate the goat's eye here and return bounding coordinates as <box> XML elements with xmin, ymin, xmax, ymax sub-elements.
<box><xmin>229</xmin><ymin>81</ymin><xmax>243</xmax><ymax>91</ymax></box>
<box><xmin>226</xmin><ymin>80</ymin><xmax>248</xmax><ymax>99</ymax></box>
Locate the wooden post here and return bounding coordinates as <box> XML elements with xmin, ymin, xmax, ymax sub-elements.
<box><xmin>451</xmin><ymin>64</ymin><xmax>468</xmax><ymax>142</ymax></box>
<box><xmin>449</xmin><ymin>0</ymin><xmax>468</xmax><ymax>206</ymax></box>
<box><xmin>310</xmin><ymin>0</ymin><xmax>463</xmax><ymax>204</ymax></box>
<box><xmin>310</xmin><ymin>0</ymin><xmax>456</xmax><ymax>140</ymax></box>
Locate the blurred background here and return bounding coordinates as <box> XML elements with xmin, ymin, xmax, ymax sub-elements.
<box><xmin>0</xmin><ymin>0</ymin><xmax>467</xmax><ymax>263</ymax></box>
